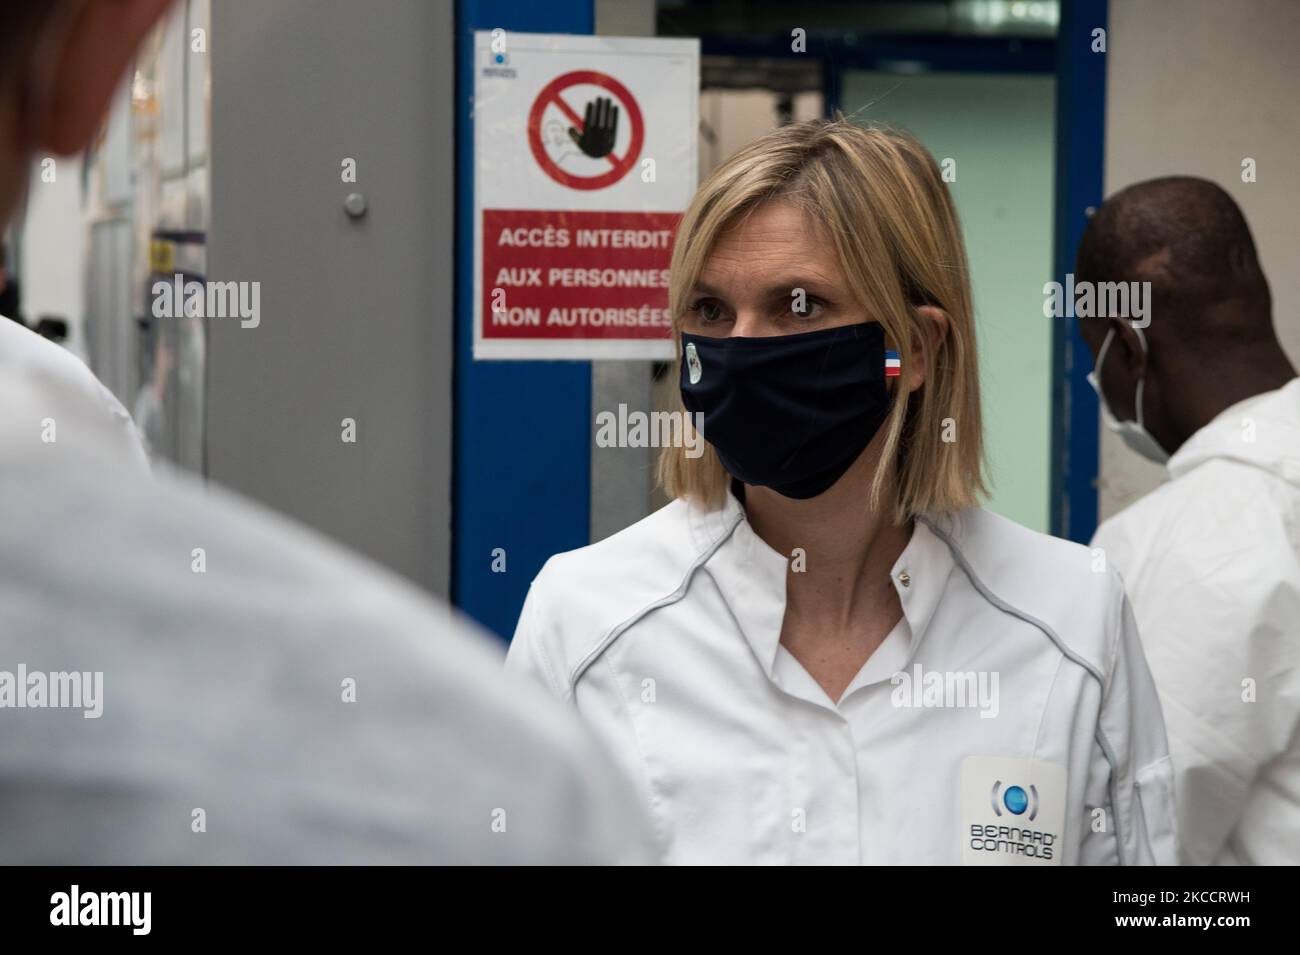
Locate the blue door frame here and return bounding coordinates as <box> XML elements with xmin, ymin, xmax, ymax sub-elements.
<box><xmin>454</xmin><ymin>0</ymin><xmax>594</xmax><ymax>640</ymax></box>
<box><xmin>1050</xmin><ymin>0</ymin><xmax>1107</xmax><ymax>542</ymax></box>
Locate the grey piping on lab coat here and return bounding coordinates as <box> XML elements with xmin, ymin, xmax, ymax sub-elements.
<box><xmin>919</xmin><ymin>515</ymin><xmax>1129</xmax><ymax>865</ymax></box>
<box><xmin>568</xmin><ymin>510</ymin><xmax>745</xmax><ymax>697</ymax></box>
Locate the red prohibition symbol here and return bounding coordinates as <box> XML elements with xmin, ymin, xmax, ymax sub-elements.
<box><xmin>527</xmin><ymin>70</ymin><xmax>644</xmax><ymax>190</ymax></box>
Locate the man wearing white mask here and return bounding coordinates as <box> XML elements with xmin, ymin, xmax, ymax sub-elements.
<box><xmin>1078</xmin><ymin>177</ymin><xmax>1300</xmax><ymax>865</ymax></box>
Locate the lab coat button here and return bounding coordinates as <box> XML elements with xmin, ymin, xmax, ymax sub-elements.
<box><xmin>897</xmin><ymin>570</ymin><xmax>911</xmax><ymax>588</ymax></box>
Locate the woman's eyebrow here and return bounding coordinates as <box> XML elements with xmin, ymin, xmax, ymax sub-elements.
<box><xmin>691</xmin><ymin>277</ymin><xmax>839</xmax><ymax>299</ymax></box>
<box><xmin>758</xmin><ymin>278</ymin><xmax>838</xmax><ymax>299</ymax></box>
<box><xmin>689</xmin><ymin>281</ymin><xmax>725</xmax><ymax>298</ymax></box>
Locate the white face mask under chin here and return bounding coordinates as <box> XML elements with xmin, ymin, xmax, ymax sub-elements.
<box><xmin>1086</xmin><ymin>326</ymin><xmax>1170</xmax><ymax>465</ymax></box>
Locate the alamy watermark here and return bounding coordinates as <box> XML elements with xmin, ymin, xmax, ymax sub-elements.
<box><xmin>1043</xmin><ymin>274</ymin><xmax>1150</xmax><ymax>329</ymax></box>
<box><xmin>50</xmin><ymin>885</ymin><xmax>150</xmax><ymax>935</ymax></box>
<box><xmin>891</xmin><ymin>663</ymin><xmax>999</xmax><ymax>719</ymax></box>
<box><xmin>594</xmin><ymin>403</ymin><xmax>704</xmax><ymax>458</ymax></box>
<box><xmin>0</xmin><ymin>665</ymin><xmax>103</xmax><ymax>718</ymax></box>
<box><xmin>152</xmin><ymin>273</ymin><xmax>261</xmax><ymax>328</ymax></box>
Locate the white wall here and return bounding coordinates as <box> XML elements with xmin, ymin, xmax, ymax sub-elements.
<box><xmin>19</xmin><ymin>156</ymin><xmax>87</xmax><ymax>359</ymax></box>
<box><xmin>1100</xmin><ymin>0</ymin><xmax>1300</xmax><ymax>519</ymax></box>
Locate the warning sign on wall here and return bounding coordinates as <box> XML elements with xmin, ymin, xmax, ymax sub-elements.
<box><xmin>473</xmin><ymin>32</ymin><xmax>699</xmax><ymax>360</ymax></box>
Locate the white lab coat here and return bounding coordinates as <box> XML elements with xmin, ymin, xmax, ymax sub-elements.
<box><xmin>0</xmin><ymin>316</ymin><xmax>149</xmax><ymax>472</ymax></box>
<box><xmin>1093</xmin><ymin>377</ymin><xmax>1300</xmax><ymax>865</ymax></box>
<box><xmin>508</xmin><ymin>487</ymin><xmax>1180</xmax><ymax>865</ymax></box>
<box><xmin>0</xmin><ymin>362</ymin><xmax>656</xmax><ymax>864</ymax></box>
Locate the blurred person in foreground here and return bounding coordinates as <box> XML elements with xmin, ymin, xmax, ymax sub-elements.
<box><xmin>0</xmin><ymin>0</ymin><xmax>655</xmax><ymax>863</ymax></box>
<box><xmin>2</xmin><ymin>232</ymin><xmax>148</xmax><ymax>467</ymax></box>
<box><xmin>1079</xmin><ymin>177</ymin><xmax>1300</xmax><ymax>865</ymax></box>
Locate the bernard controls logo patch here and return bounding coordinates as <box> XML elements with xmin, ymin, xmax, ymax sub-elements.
<box><xmin>961</xmin><ymin>756</ymin><xmax>1066</xmax><ymax>865</ymax></box>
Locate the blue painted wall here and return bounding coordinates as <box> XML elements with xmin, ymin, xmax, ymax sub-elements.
<box><xmin>1050</xmin><ymin>0</ymin><xmax>1107</xmax><ymax>542</ymax></box>
<box><xmin>455</xmin><ymin>0</ymin><xmax>594</xmax><ymax>638</ymax></box>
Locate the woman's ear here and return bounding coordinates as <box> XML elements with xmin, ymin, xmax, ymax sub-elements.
<box><xmin>904</xmin><ymin>305</ymin><xmax>950</xmax><ymax>394</ymax></box>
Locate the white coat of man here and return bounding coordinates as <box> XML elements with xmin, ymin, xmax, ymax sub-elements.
<box><xmin>1078</xmin><ymin>176</ymin><xmax>1300</xmax><ymax>865</ymax></box>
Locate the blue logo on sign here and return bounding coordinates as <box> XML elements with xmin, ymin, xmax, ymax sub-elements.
<box><xmin>1003</xmin><ymin>785</ymin><xmax>1029</xmax><ymax>815</ymax></box>
<box><xmin>991</xmin><ymin>780</ymin><xmax>1039</xmax><ymax>821</ymax></box>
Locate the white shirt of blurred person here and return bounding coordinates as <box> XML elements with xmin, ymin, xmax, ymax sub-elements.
<box><xmin>0</xmin><ymin>0</ymin><xmax>656</xmax><ymax>863</ymax></box>
<box><xmin>1079</xmin><ymin>177</ymin><xmax>1300</xmax><ymax>865</ymax></box>
<box><xmin>508</xmin><ymin>121</ymin><xmax>1179</xmax><ymax>866</ymax></box>
<box><xmin>1</xmin><ymin>316</ymin><xmax>149</xmax><ymax>472</ymax></box>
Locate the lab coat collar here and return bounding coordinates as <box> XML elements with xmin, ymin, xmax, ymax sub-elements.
<box><xmin>687</xmin><ymin>484</ymin><xmax>957</xmax><ymax>693</ymax></box>
<box><xmin>1166</xmin><ymin>376</ymin><xmax>1300</xmax><ymax>485</ymax></box>
<box><xmin>687</xmin><ymin>485</ymin><xmax>788</xmax><ymax>683</ymax></box>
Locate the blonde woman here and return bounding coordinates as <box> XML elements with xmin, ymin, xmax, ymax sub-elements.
<box><xmin>507</xmin><ymin>120</ymin><xmax>1178</xmax><ymax>866</ymax></box>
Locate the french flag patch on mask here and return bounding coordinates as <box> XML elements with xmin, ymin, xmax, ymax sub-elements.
<box><xmin>884</xmin><ymin>350</ymin><xmax>901</xmax><ymax>377</ymax></box>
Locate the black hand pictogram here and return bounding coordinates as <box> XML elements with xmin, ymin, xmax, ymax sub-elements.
<box><xmin>568</xmin><ymin>96</ymin><xmax>619</xmax><ymax>159</ymax></box>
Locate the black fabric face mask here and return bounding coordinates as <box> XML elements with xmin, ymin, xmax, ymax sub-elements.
<box><xmin>679</xmin><ymin>322</ymin><xmax>895</xmax><ymax>500</ymax></box>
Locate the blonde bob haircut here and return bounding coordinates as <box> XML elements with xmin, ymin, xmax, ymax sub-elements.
<box><xmin>657</xmin><ymin>118</ymin><xmax>987</xmax><ymax>523</ymax></box>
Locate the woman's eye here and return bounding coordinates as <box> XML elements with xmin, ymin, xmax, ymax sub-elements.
<box><xmin>789</xmin><ymin>296</ymin><xmax>825</xmax><ymax>319</ymax></box>
<box><xmin>689</xmin><ymin>299</ymin><xmax>726</xmax><ymax>323</ymax></box>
